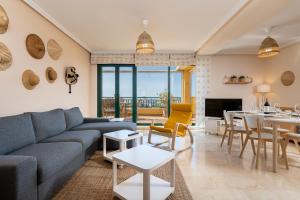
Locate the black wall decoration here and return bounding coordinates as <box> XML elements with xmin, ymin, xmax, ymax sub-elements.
<box><xmin>65</xmin><ymin>67</ymin><xmax>79</xmax><ymax>93</ymax></box>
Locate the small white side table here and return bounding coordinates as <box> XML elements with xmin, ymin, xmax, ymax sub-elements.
<box><xmin>112</xmin><ymin>145</ymin><xmax>175</xmax><ymax>200</ymax></box>
<box><xmin>103</xmin><ymin>130</ymin><xmax>143</xmax><ymax>162</ymax></box>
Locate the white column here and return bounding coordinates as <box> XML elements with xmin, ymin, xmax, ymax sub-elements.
<box><xmin>195</xmin><ymin>56</ymin><xmax>212</xmax><ymax>127</ymax></box>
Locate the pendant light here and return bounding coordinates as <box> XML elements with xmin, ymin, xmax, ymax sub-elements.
<box><xmin>136</xmin><ymin>19</ymin><xmax>155</xmax><ymax>54</ymax></box>
<box><xmin>258</xmin><ymin>27</ymin><xmax>279</xmax><ymax>58</ymax></box>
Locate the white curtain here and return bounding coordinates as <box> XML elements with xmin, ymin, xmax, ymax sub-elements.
<box><xmin>195</xmin><ymin>56</ymin><xmax>211</xmax><ymax>127</ymax></box>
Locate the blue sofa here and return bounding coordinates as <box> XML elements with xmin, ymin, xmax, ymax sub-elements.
<box><xmin>0</xmin><ymin>107</ymin><xmax>136</xmax><ymax>200</ymax></box>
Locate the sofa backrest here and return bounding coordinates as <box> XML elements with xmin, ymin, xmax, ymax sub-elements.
<box><xmin>64</xmin><ymin>107</ymin><xmax>84</xmax><ymax>130</ymax></box>
<box><xmin>0</xmin><ymin>113</ymin><xmax>36</xmax><ymax>155</ymax></box>
<box><xmin>31</xmin><ymin>109</ymin><xmax>66</xmax><ymax>141</ymax></box>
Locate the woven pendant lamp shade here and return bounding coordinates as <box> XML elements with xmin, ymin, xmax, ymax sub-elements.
<box><xmin>136</xmin><ymin>31</ymin><xmax>155</xmax><ymax>54</ymax></box>
<box><xmin>258</xmin><ymin>36</ymin><xmax>279</xmax><ymax>58</ymax></box>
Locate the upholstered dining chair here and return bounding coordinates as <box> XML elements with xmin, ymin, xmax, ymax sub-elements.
<box><xmin>148</xmin><ymin>103</ymin><xmax>193</xmax><ymax>153</ymax></box>
<box><xmin>240</xmin><ymin>115</ymin><xmax>288</xmax><ymax>169</ymax></box>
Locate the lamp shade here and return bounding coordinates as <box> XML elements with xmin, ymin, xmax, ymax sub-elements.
<box><xmin>258</xmin><ymin>36</ymin><xmax>279</xmax><ymax>58</ymax></box>
<box><xmin>136</xmin><ymin>31</ymin><xmax>155</xmax><ymax>54</ymax></box>
<box><xmin>257</xmin><ymin>84</ymin><xmax>271</xmax><ymax>93</ymax></box>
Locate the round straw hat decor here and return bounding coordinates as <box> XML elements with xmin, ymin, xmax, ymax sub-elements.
<box><xmin>45</xmin><ymin>67</ymin><xmax>57</xmax><ymax>83</ymax></box>
<box><xmin>0</xmin><ymin>42</ymin><xmax>12</xmax><ymax>71</ymax></box>
<box><xmin>47</xmin><ymin>39</ymin><xmax>62</xmax><ymax>60</ymax></box>
<box><xmin>22</xmin><ymin>70</ymin><xmax>40</xmax><ymax>90</ymax></box>
<box><xmin>281</xmin><ymin>71</ymin><xmax>295</xmax><ymax>86</ymax></box>
<box><xmin>26</xmin><ymin>34</ymin><xmax>45</xmax><ymax>59</ymax></box>
<box><xmin>0</xmin><ymin>5</ymin><xmax>9</xmax><ymax>34</ymax></box>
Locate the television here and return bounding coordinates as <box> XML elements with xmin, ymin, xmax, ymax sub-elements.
<box><xmin>205</xmin><ymin>98</ymin><xmax>242</xmax><ymax>118</ymax></box>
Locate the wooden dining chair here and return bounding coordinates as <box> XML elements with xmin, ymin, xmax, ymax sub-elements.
<box><xmin>285</xmin><ymin>132</ymin><xmax>300</xmax><ymax>153</ymax></box>
<box><xmin>240</xmin><ymin>115</ymin><xmax>288</xmax><ymax>169</ymax></box>
<box><xmin>263</xmin><ymin>126</ymin><xmax>289</xmax><ymax>136</ymax></box>
<box><xmin>220</xmin><ymin>111</ymin><xmax>248</xmax><ymax>153</ymax></box>
<box><xmin>263</xmin><ymin>124</ymin><xmax>290</xmax><ymax>157</ymax></box>
<box><xmin>220</xmin><ymin>110</ymin><xmax>232</xmax><ymax>147</ymax></box>
<box><xmin>281</xmin><ymin>132</ymin><xmax>300</xmax><ymax>169</ymax></box>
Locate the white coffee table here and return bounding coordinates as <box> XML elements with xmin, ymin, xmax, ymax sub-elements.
<box><xmin>112</xmin><ymin>145</ymin><xmax>176</xmax><ymax>200</ymax></box>
<box><xmin>103</xmin><ymin>130</ymin><xmax>143</xmax><ymax>162</ymax></box>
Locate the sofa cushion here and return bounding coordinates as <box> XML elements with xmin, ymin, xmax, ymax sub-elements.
<box><xmin>41</xmin><ymin>130</ymin><xmax>100</xmax><ymax>150</ymax></box>
<box><xmin>31</xmin><ymin>109</ymin><xmax>66</xmax><ymax>141</ymax></box>
<box><xmin>0</xmin><ymin>113</ymin><xmax>36</xmax><ymax>155</ymax></box>
<box><xmin>9</xmin><ymin>142</ymin><xmax>82</xmax><ymax>184</ymax></box>
<box><xmin>71</xmin><ymin>121</ymin><xmax>136</xmax><ymax>133</ymax></box>
<box><xmin>64</xmin><ymin>107</ymin><xmax>84</xmax><ymax>130</ymax></box>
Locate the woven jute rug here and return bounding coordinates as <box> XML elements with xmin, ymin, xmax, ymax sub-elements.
<box><xmin>53</xmin><ymin>151</ymin><xmax>193</xmax><ymax>200</ymax></box>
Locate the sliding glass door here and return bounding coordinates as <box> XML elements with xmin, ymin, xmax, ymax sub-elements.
<box><xmin>137</xmin><ymin>66</ymin><xmax>169</xmax><ymax>124</ymax></box>
<box><xmin>119</xmin><ymin>66</ymin><xmax>137</xmax><ymax>121</ymax></box>
<box><xmin>97</xmin><ymin>65</ymin><xmax>136</xmax><ymax>122</ymax></box>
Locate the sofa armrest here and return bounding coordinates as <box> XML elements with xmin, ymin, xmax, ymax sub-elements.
<box><xmin>0</xmin><ymin>156</ymin><xmax>37</xmax><ymax>200</ymax></box>
<box><xmin>83</xmin><ymin>117</ymin><xmax>110</xmax><ymax>123</ymax></box>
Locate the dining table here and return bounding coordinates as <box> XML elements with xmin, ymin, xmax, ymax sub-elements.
<box><xmin>230</xmin><ymin>110</ymin><xmax>300</xmax><ymax>172</ymax></box>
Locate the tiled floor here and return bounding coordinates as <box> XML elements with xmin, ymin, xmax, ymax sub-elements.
<box><xmin>138</xmin><ymin>128</ymin><xmax>300</xmax><ymax>200</ymax></box>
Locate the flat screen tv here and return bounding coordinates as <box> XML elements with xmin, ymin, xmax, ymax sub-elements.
<box><xmin>205</xmin><ymin>98</ymin><xmax>242</xmax><ymax>118</ymax></box>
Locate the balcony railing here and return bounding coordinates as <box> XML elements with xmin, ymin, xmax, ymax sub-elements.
<box><xmin>101</xmin><ymin>97</ymin><xmax>187</xmax><ymax>123</ymax></box>
<box><xmin>102</xmin><ymin>97</ymin><xmax>181</xmax><ymax>108</ymax></box>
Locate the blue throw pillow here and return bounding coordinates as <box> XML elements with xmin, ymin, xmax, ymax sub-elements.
<box><xmin>0</xmin><ymin>113</ymin><xmax>36</xmax><ymax>154</ymax></box>
<box><xmin>64</xmin><ymin>107</ymin><xmax>84</xmax><ymax>130</ymax></box>
<box><xmin>31</xmin><ymin>109</ymin><xmax>66</xmax><ymax>141</ymax></box>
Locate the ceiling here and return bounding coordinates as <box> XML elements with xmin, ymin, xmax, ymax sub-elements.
<box><xmin>24</xmin><ymin>0</ymin><xmax>248</xmax><ymax>53</ymax></box>
<box><xmin>218</xmin><ymin>0</ymin><xmax>300</xmax><ymax>55</ymax></box>
<box><xmin>24</xmin><ymin>0</ymin><xmax>300</xmax><ymax>55</ymax></box>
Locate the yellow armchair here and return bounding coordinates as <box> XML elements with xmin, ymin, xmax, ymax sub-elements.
<box><xmin>148</xmin><ymin>103</ymin><xmax>194</xmax><ymax>152</ymax></box>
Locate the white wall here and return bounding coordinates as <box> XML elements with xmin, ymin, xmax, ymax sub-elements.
<box><xmin>0</xmin><ymin>1</ymin><xmax>91</xmax><ymax>116</ymax></box>
<box><xmin>264</xmin><ymin>43</ymin><xmax>300</xmax><ymax>106</ymax></box>
<box><xmin>207</xmin><ymin>55</ymin><xmax>265</xmax><ymax>110</ymax></box>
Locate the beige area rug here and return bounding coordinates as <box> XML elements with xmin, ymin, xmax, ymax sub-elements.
<box><xmin>53</xmin><ymin>151</ymin><xmax>193</xmax><ymax>200</ymax></box>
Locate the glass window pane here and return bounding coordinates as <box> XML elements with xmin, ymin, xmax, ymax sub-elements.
<box><xmin>120</xmin><ymin>67</ymin><xmax>133</xmax><ymax>120</ymax></box>
<box><xmin>102</xmin><ymin>67</ymin><xmax>115</xmax><ymax>118</ymax></box>
<box><xmin>170</xmin><ymin>68</ymin><xmax>182</xmax><ymax>104</ymax></box>
<box><xmin>137</xmin><ymin>66</ymin><xmax>168</xmax><ymax>124</ymax></box>
<box><xmin>191</xmin><ymin>72</ymin><xmax>196</xmax><ymax>97</ymax></box>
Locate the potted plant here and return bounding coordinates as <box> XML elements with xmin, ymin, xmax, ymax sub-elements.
<box><xmin>238</xmin><ymin>75</ymin><xmax>246</xmax><ymax>83</ymax></box>
<box><xmin>230</xmin><ymin>75</ymin><xmax>237</xmax><ymax>83</ymax></box>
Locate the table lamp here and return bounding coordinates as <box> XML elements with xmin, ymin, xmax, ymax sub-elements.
<box><xmin>257</xmin><ymin>84</ymin><xmax>271</xmax><ymax>109</ymax></box>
